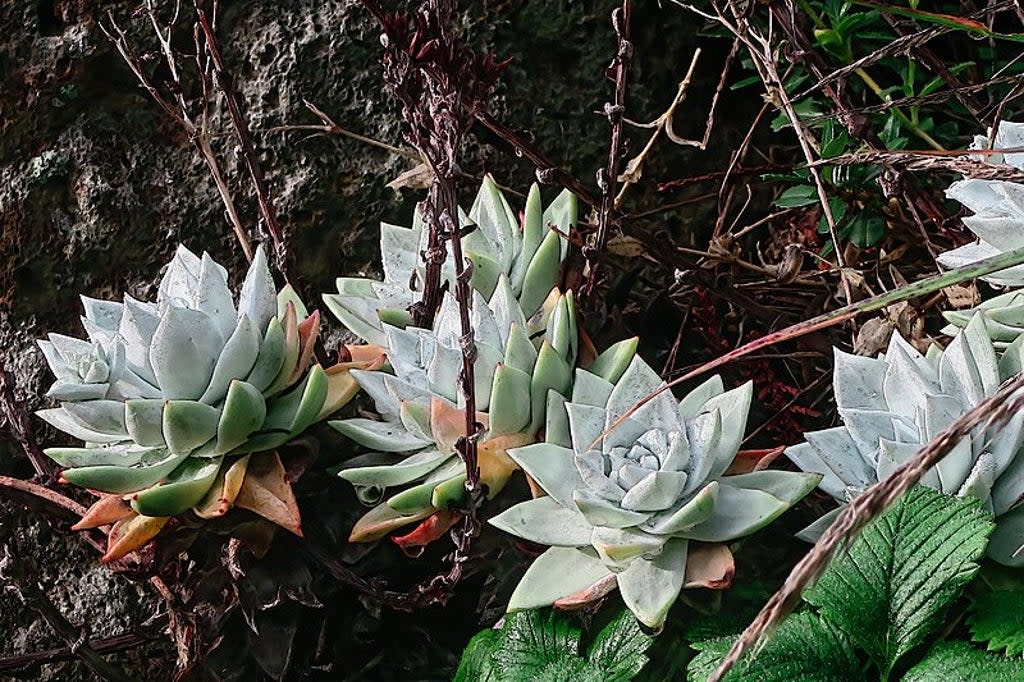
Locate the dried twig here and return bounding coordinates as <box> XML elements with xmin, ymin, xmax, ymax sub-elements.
<box><xmin>709</xmin><ymin>373</ymin><xmax>1024</xmax><ymax>681</ymax></box>
<box><xmin>1</xmin><ymin>546</ymin><xmax>134</xmax><ymax>682</ymax></box>
<box><xmin>0</xmin><ymin>365</ymin><xmax>52</xmax><ymax>478</ymax></box>
<box><xmin>192</xmin><ymin>0</ymin><xmax>290</xmax><ymax>280</ymax></box>
<box><xmin>0</xmin><ymin>630</ymin><xmax>157</xmax><ymax>676</ymax></box>
<box><xmin>474</xmin><ymin>110</ymin><xmax>598</xmax><ymax>207</ymax></box>
<box><xmin>582</xmin><ymin>0</ymin><xmax>633</xmax><ymax>299</ymax></box>
<box><xmin>615</xmin><ymin>49</ymin><xmax>702</xmax><ymax>208</ymax></box>
<box><xmin>100</xmin><ymin>3</ymin><xmax>254</xmax><ymax>262</ymax></box>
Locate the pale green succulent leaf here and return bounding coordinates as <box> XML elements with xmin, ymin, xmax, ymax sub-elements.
<box><xmin>507</xmin><ymin>546</ymin><xmax>613</xmax><ymax>612</ymax></box>
<box><xmin>331</xmin><ymin>418</ymin><xmax>433</xmax><ymax>452</ymax></box>
<box><xmin>518</xmin><ymin>230</ymin><xmax>562</xmax><ymax>319</ymax></box>
<box><xmin>503</xmin><ymin>324</ymin><xmax>538</xmax><ymax>376</ymax></box>
<box><xmin>591</xmin><ymin>526</ymin><xmax>664</xmax><ymax>566</ymax></box>
<box><xmin>37</xmin><ymin>407</ymin><xmax>126</xmax><ymax>444</ymax></box>
<box><xmin>199</xmin><ymin>314</ymin><xmax>260</xmax><ymax>405</ymax></box>
<box><xmin>490</xmin><ymin>496</ymin><xmax>594</xmax><ymax>546</ymax></box>
<box><xmin>45</xmin><ymin>443</ymin><xmax>150</xmax><ymax>468</ymax></box>
<box><xmin>214</xmin><ymin>380</ymin><xmax>267</xmax><ymax>454</ymax></box>
<box><xmin>237</xmin><ymin>245</ymin><xmax>277</xmax><ymax>333</ymax></box>
<box><xmin>574</xmin><ymin>490</ymin><xmax>650</xmax><ymax>529</ymax></box>
<box><xmin>544</xmin><ymin>391</ymin><xmax>571</xmax><ymax>448</ymax></box>
<box><xmin>616</xmin><ymin>538</ymin><xmax>688</xmax><ymax>629</ymax></box>
<box><xmin>245</xmin><ymin>316</ymin><xmax>287</xmax><ymax>392</ymax></box>
<box><xmin>276</xmin><ymin>283</ymin><xmax>308</xmax><ymax>321</ymax></box>
<box><xmin>430</xmin><ymin>473</ymin><xmax>467</xmax><ymax>509</ymax></box>
<box><xmin>640</xmin><ymin>481</ymin><xmax>718</xmax><ymax>535</ymax></box>
<box><xmin>124</xmin><ymin>399</ymin><xmax>166</xmax><ymax>447</ymax></box>
<box><xmin>488</xmin><ymin>364</ymin><xmax>533</xmax><ymax>436</ymax></box>
<box><xmin>467</xmin><ymin>251</ymin><xmax>503</xmax><ymax>301</ymax></box>
<box><xmin>62</xmin><ymin>449</ymin><xmax>187</xmax><ymax>494</ymax></box>
<box><xmin>61</xmin><ymin>399</ymin><xmax>127</xmax><ymax>437</ymax></box>
<box><xmin>721</xmin><ymin>470</ymin><xmax>823</xmax><ymax>505</ymax></box>
<box><xmin>162</xmin><ymin>400</ymin><xmax>219</xmax><ymax>454</ymax></box>
<box><xmin>150</xmin><ymin>306</ymin><xmax>223</xmax><ymax>401</ymax></box>
<box><xmin>588</xmin><ymin>337</ymin><xmax>639</xmax><ymax>386</ymax></box>
<box><xmin>322</xmin><ymin>292</ymin><xmax>389</xmax><ymax>348</ymax></box>
<box><xmin>684</xmin><ymin>485</ymin><xmax>790</xmax><ymax>542</ymax></box>
<box><xmin>131</xmin><ymin>455</ymin><xmax>222</xmax><ymax>517</ymax></box>
<box><xmin>619</xmin><ymin>470</ymin><xmax>690</xmax><ymax>512</ymax></box>
<box><xmin>986</xmin><ymin>505</ymin><xmax>1024</xmax><ymax>566</ymax></box>
<box><xmin>386</xmin><ymin>478</ymin><xmax>439</xmax><ymax>515</ymax></box>
<box><xmin>508</xmin><ymin>443</ymin><xmax>584</xmax><ymax>508</ymax></box>
<box><xmin>338</xmin><ymin>449</ymin><xmax>450</xmax><ymax>488</ymax></box>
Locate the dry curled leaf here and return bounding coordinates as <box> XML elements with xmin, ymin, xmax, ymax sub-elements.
<box><xmin>234</xmin><ymin>452</ymin><xmax>303</xmax><ymax>537</ymax></box>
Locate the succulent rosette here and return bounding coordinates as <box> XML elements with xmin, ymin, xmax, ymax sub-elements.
<box><xmin>943</xmin><ymin>289</ymin><xmax>1024</xmax><ymax>350</ymax></box>
<box><xmin>489</xmin><ymin>356</ymin><xmax>820</xmax><ymax>628</ymax></box>
<box><xmin>936</xmin><ymin>120</ymin><xmax>1024</xmax><ymax>286</ymax></box>
<box><xmin>334</xmin><ymin>279</ymin><xmax>639</xmax><ymax>543</ymax></box>
<box><xmin>323</xmin><ymin>175</ymin><xmax>574</xmax><ymax>347</ymax></box>
<box><xmin>785</xmin><ymin>314</ymin><xmax>1024</xmax><ymax>565</ymax></box>
<box><xmin>37</xmin><ymin>245</ymin><xmax>366</xmax><ymax>559</ymax></box>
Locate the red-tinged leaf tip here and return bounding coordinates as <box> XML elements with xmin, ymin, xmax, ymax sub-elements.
<box><xmin>72</xmin><ymin>494</ymin><xmax>132</xmax><ymax>530</ymax></box>
<box><xmin>391</xmin><ymin>510</ymin><xmax>462</xmax><ymax>552</ymax></box>
<box><xmin>554</xmin><ymin>574</ymin><xmax>618</xmax><ymax>610</ymax></box>
<box><xmin>102</xmin><ymin>514</ymin><xmax>170</xmax><ymax>563</ymax></box>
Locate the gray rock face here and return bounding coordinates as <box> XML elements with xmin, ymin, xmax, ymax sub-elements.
<box><xmin>0</xmin><ymin>0</ymin><xmax>718</xmax><ymax>677</ymax></box>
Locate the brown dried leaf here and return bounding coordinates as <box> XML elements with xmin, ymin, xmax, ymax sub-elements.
<box><xmin>943</xmin><ymin>283</ymin><xmax>980</xmax><ymax>309</ymax></box>
<box><xmin>684</xmin><ymin>543</ymin><xmax>735</xmax><ymax>589</ymax></box>
<box><xmin>234</xmin><ymin>452</ymin><xmax>303</xmax><ymax>537</ymax></box>
<box><xmin>386</xmin><ymin>162</ymin><xmax>434</xmax><ymax>191</ymax></box>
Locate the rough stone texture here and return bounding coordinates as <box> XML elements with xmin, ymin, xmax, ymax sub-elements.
<box><xmin>0</xmin><ymin>0</ymin><xmax>743</xmax><ymax>677</ymax></box>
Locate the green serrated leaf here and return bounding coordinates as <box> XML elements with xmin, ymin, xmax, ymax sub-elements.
<box><xmin>586</xmin><ymin>610</ymin><xmax>652</xmax><ymax>682</ymax></box>
<box><xmin>969</xmin><ymin>590</ymin><xmax>1024</xmax><ymax>658</ymax></box>
<box><xmin>804</xmin><ymin>486</ymin><xmax>994</xmax><ymax>675</ymax></box>
<box><xmin>903</xmin><ymin>641</ymin><xmax>1024</xmax><ymax>682</ymax></box>
<box><xmin>685</xmin><ymin>612</ymin><xmax>861</xmax><ymax>682</ymax></box>
<box><xmin>456</xmin><ymin>610</ymin><xmax>652</xmax><ymax>682</ymax></box>
<box><xmin>492</xmin><ymin>610</ymin><xmax>592</xmax><ymax>681</ymax></box>
<box><xmin>454</xmin><ymin>628</ymin><xmax>501</xmax><ymax>682</ymax></box>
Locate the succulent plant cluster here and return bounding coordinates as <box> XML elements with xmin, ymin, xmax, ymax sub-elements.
<box><xmin>36</xmin><ymin>177</ymin><xmax>826</xmax><ymax>623</ymax></box>
<box><xmin>936</xmin><ymin>120</ymin><xmax>1024</xmax><ymax>286</ymax></box>
<box><xmin>333</xmin><ymin>283</ymin><xmax>623</xmax><ymax>542</ymax></box>
<box><xmin>37</xmin><ymin>246</ymin><xmax>365</xmax><ymax>559</ymax></box>
<box><xmin>323</xmin><ymin>175</ymin><xmax>575</xmax><ymax>347</ymax></box>
<box><xmin>491</xmin><ymin>356</ymin><xmax>821</xmax><ymax>627</ymax></box>
<box><xmin>786</xmin><ymin>314</ymin><xmax>1024</xmax><ymax>565</ymax></box>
